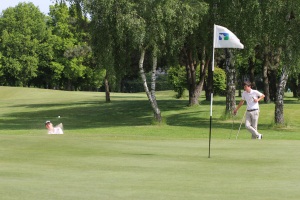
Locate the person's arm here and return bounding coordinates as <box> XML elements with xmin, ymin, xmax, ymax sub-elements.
<box><xmin>253</xmin><ymin>94</ymin><xmax>265</xmax><ymax>103</ymax></box>
<box><xmin>233</xmin><ymin>100</ymin><xmax>244</xmax><ymax>115</ymax></box>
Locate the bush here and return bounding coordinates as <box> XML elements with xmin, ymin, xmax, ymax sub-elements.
<box><xmin>213</xmin><ymin>67</ymin><xmax>226</xmax><ymax>96</ymax></box>
<box><xmin>167</xmin><ymin>65</ymin><xmax>187</xmax><ymax>98</ymax></box>
<box><xmin>122</xmin><ymin>73</ymin><xmax>173</xmax><ymax>93</ymax></box>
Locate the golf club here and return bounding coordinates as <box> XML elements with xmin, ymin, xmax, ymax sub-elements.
<box><xmin>229</xmin><ymin>112</ymin><xmax>234</xmax><ymax>139</ymax></box>
<box><xmin>236</xmin><ymin>109</ymin><xmax>247</xmax><ymax>139</ymax></box>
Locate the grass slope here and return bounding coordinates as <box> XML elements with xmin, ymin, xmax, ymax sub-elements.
<box><xmin>0</xmin><ymin>86</ymin><xmax>300</xmax><ymax>200</ymax></box>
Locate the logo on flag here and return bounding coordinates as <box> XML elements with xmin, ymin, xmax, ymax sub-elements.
<box><xmin>219</xmin><ymin>33</ymin><xmax>229</xmax><ymax>41</ymax></box>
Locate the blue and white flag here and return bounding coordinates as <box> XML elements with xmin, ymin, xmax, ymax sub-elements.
<box><xmin>213</xmin><ymin>25</ymin><xmax>244</xmax><ymax>49</ymax></box>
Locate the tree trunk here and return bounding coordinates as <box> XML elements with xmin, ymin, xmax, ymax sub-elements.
<box><xmin>196</xmin><ymin>57</ymin><xmax>209</xmax><ymax>101</ymax></box>
<box><xmin>67</xmin><ymin>79</ymin><xmax>72</xmax><ymax>91</ymax></box>
<box><xmin>263</xmin><ymin>46</ymin><xmax>271</xmax><ymax>103</ymax></box>
<box><xmin>297</xmin><ymin>74</ymin><xmax>300</xmax><ymax>99</ymax></box>
<box><xmin>248</xmin><ymin>57</ymin><xmax>256</xmax><ymax>89</ymax></box>
<box><xmin>139</xmin><ymin>48</ymin><xmax>162</xmax><ymax>123</ymax></box>
<box><xmin>225</xmin><ymin>49</ymin><xmax>236</xmax><ymax>114</ymax></box>
<box><xmin>105</xmin><ymin>74</ymin><xmax>110</xmax><ymax>102</ymax></box>
<box><xmin>182</xmin><ymin>47</ymin><xmax>206</xmax><ymax>106</ymax></box>
<box><xmin>150</xmin><ymin>55</ymin><xmax>162</xmax><ymax>122</ymax></box>
<box><xmin>268</xmin><ymin>69</ymin><xmax>277</xmax><ymax>102</ymax></box>
<box><xmin>180</xmin><ymin>45</ymin><xmax>208</xmax><ymax>105</ymax></box>
<box><xmin>292</xmin><ymin>75</ymin><xmax>300</xmax><ymax>99</ymax></box>
<box><xmin>275</xmin><ymin>68</ymin><xmax>288</xmax><ymax>124</ymax></box>
<box><xmin>206</xmin><ymin>61</ymin><xmax>213</xmax><ymax>101</ymax></box>
<box><xmin>185</xmin><ymin>52</ymin><xmax>198</xmax><ymax>106</ymax></box>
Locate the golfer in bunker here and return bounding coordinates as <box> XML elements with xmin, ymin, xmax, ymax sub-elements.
<box><xmin>45</xmin><ymin>121</ymin><xmax>64</xmax><ymax>134</ymax></box>
<box><xmin>233</xmin><ymin>81</ymin><xmax>265</xmax><ymax>139</ymax></box>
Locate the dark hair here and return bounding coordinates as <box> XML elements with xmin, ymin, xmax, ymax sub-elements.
<box><xmin>243</xmin><ymin>81</ymin><xmax>252</xmax><ymax>87</ymax></box>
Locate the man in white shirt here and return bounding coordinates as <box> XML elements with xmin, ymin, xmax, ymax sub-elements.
<box><xmin>234</xmin><ymin>81</ymin><xmax>265</xmax><ymax>139</ymax></box>
<box><xmin>45</xmin><ymin>121</ymin><xmax>64</xmax><ymax>134</ymax></box>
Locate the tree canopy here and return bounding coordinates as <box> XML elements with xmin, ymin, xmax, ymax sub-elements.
<box><xmin>0</xmin><ymin>0</ymin><xmax>300</xmax><ymax>124</ymax></box>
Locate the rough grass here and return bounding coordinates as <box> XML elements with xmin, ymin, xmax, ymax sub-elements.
<box><xmin>0</xmin><ymin>86</ymin><xmax>300</xmax><ymax>200</ymax></box>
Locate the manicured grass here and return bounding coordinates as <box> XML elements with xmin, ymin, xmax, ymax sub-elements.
<box><xmin>0</xmin><ymin>86</ymin><xmax>300</xmax><ymax>199</ymax></box>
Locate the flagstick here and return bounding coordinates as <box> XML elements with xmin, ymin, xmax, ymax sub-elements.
<box><xmin>208</xmin><ymin>24</ymin><xmax>244</xmax><ymax>158</ymax></box>
<box><xmin>212</xmin><ymin>24</ymin><xmax>216</xmax><ymax>72</ymax></box>
<box><xmin>209</xmin><ymin>25</ymin><xmax>216</xmax><ymax>158</ymax></box>
<box><xmin>208</xmin><ymin>93</ymin><xmax>213</xmax><ymax>158</ymax></box>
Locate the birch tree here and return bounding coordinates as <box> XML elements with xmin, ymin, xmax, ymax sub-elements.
<box><xmin>273</xmin><ymin>1</ymin><xmax>300</xmax><ymax>124</ymax></box>
<box><xmin>86</xmin><ymin>0</ymin><xmax>208</xmax><ymax>122</ymax></box>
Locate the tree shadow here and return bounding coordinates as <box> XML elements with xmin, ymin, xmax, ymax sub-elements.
<box><xmin>0</xmin><ymin>95</ymin><xmax>281</xmax><ymax>131</ymax></box>
<box><xmin>1</xmin><ymin>100</ymin><xmax>152</xmax><ymax>130</ymax></box>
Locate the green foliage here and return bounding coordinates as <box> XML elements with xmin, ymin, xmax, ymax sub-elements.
<box><xmin>122</xmin><ymin>73</ymin><xmax>172</xmax><ymax>93</ymax></box>
<box><xmin>213</xmin><ymin>67</ymin><xmax>226</xmax><ymax>96</ymax></box>
<box><xmin>215</xmin><ymin>0</ymin><xmax>300</xmax><ymax>75</ymax></box>
<box><xmin>0</xmin><ymin>2</ymin><xmax>98</xmax><ymax>90</ymax></box>
<box><xmin>167</xmin><ymin>65</ymin><xmax>187</xmax><ymax>98</ymax></box>
<box><xmin>48</xmin><ymin>3</ymin><xmax>80</xmax><ymax>88</ymax></box>
<box><xmin>154</xmin><ymin>73</ymin><xmax>173</xmax><ymax>91</ymax></box>
<box><xmin>167</xmin><ymin>65</ymin><xmax>226</xmax><ymax>97</ymax></box>
<box><xmin>50</xmin><ymin>61</ymin><xmax>64</xmax><ymax>82</ymax></box>
<box><xmin>88</xmin><ymin>0</ymin><xmax>208</xmax><ymax>95</ymax></box>
<box><xmin>0</xmin><ymin>3</ymin><xmax>48</xmax><ymax>86</ymax></box>
<box><xmin>0</xmin><ymin>0</ymin><xmax>300</xmax><ymax>99</ymax></box>
<box><xmin>80</xmin><ymin>67</ymin><xmax>106</xmax><ymax>90</ymax></box>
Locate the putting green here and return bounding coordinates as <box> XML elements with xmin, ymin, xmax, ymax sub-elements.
<box><xmin>0</xmin><ymin>135</ymin><xmax>299</xmax><ymax>200</ymax></box>
<box><xmin>1</xmin><ymin>87</ymin><xmax>299</xmax><ymax>199</ymax></box>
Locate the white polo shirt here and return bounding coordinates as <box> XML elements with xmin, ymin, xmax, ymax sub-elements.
<box><xmin>48</xmin><ymin>127</ymin><xmax>64</xmax><ymax>134</ymax></box>
<box><xmin>242</xmin><ymin>89</ymin><xmax>263</xmax><ymax>110</ymax></box>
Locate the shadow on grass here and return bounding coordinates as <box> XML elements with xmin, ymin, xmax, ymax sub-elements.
<box><xmin>1</xmin><ymin>100</ymin><xmax>151</xmax><ymax>130</ymax></box>
<box><xmin>0</xmin><ymin>94</ymin><xmax>288</xmax><ymax>131</ymax></box>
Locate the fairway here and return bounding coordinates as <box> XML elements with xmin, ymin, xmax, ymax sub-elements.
<box><xmin>0</xmin><ymin>135</ymin><xmax>299</xmax><ymax>200</ymax></box>
<box><xmin>0</xmin><ymin>87</ymin><xmax>300</xmax><ymax>199</ymax></box>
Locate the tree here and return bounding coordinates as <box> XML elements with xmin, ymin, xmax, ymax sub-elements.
<box><xmin>47</xmin><ymin>2</ymin><xmax>96</xmax><ymax>90</ymax></box>
<box><xmin>178</xmin><ymin>1</ymin><xmax>209</xmax><ymax>106</ymax></box>
<box><xmin>167</xmin><ymin>65</ymin><xmax>187</xmax><ymax>98</ymax></box>
<box><xmin>207</xmin><ymin>0</ymin><xmax>258</xmax><ymax>115</ymax></box>
<box><xmin>0</xmin><ymin>3</ymin><xmax>49</xmax><ymax>86</ymax></box>
<box><xmin>273</xmin><ymin>1</ymin><xmax>300</xmax><ymax>124</ymax></box>
<box><xmin>230</xmin><ymin>0</ymin><xmax>300</xmax><ymax>125</ymax></box>
<box><xmin>253</xmin><ymin>0</ymin><xmax>300</xmax><ymax>125</ymax></box>
<box><xmin>86</xmin><ymin>0</ymin><xmax>209</xmax><ymax>122</ymax></box>
<box><xmin>87</xmin><ymin>0</ymin><xmax>136</xmax><ymax>101</ymax></box>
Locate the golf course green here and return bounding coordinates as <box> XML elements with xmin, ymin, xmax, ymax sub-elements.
<box><xmin>0</xmin><ymin>86</ymin><xmax>299</xmax><ymax>200</ymax></box>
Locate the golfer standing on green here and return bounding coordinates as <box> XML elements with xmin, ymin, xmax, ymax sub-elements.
<box><xmin>234</xmin><ymin>81</ymin><xmax>265</xmax><ymax>139</ymax></box>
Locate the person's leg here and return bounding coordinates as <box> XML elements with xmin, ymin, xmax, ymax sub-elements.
<box><xmin>251</xmin><ymin>110</ymin><xmax>262</xmax><ymax>139</ymax></box>
<box><xmin>245</xmin><ymin>111</ymin><xmax>260</xmax><ymax>139</ymax></box>
<box><xmin>251</xmin><ymin>110</ymin><xmax>259</xmax><ymax>131</ymax></box>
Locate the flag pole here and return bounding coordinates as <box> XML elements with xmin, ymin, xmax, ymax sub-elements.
<box><xmin>209</xmin><ymin>25</ymin><xmax>216</xmax><ymax>158</ymax></box>
<box><xmin>212</xmin><ymin>24</ymin><xmax>216</xmax><ymax>72</ymax></box>
<box><xmin>208</xmin><ymin>24</ymin><xmax>244</xmax><ymax>158</ymax></box>
<box><xmin>208</xmin><ymin>93</ymin><xmax>213</xmax><ymax>158</ymax></box>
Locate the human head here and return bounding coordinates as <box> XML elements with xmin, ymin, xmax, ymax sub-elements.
<box><xmin>243</xmin><ymin>81</ymin><xmax>252</xmax><ymax>92</ymax></box>
<box><xmin>45</xmin><ymin>120</ymin><xmax>53</xmax><ymax>130</ymax></box>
